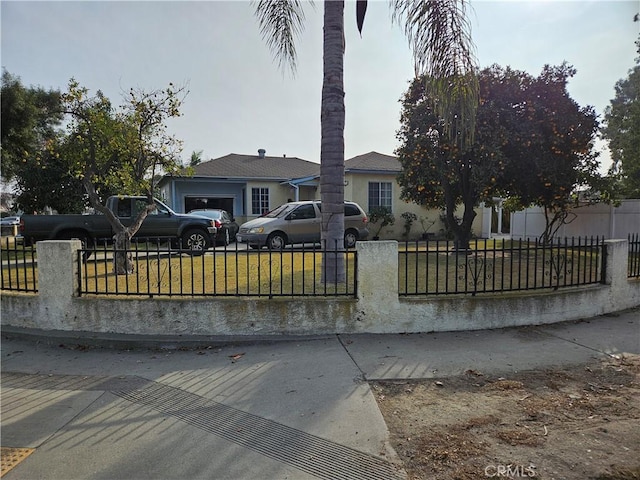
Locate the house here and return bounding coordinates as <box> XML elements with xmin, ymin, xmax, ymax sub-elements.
<box><xmin>158</xmin><ymin>149</ymin><xmax>319</xmax><ymax>223</ymax></box>
<box><xmin>158</xmin><ymin>149</ymin><xmax>487</xmax><ymax>240</ymax></box>
<box><xmin>343</xmin><ymin>151</ymin><xmax>444</xmax><ymax>239</ymax></box>
<box><xmin>344</xmin><ymin>152</ymin><xmax>489</xmax><ymax>240</ymax></box>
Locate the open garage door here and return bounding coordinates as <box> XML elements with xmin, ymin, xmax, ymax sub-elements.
<box><xmin>185</xmin><ymin>196</ymin><xmax>235</xmax><ymax>216</ymax></box>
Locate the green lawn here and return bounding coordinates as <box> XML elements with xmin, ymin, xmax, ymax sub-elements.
<box><xmin>79</xmin><ymin>250</ymin><xmax>357</xmax><ymax>296</ymax></box>
<box><xmin>1</xmin><ymin>238</ymin><xmax>38</xmax><ymax>291</ymax></box>
<box><xmin>1</xmin><ymin>237</ymin><xmax>36</xmax><ymax>262</ymax></box>
<box><xmin>398</xmin><ymin>240</ymin><xmax>602</xmax><ymax>294</ymax></box>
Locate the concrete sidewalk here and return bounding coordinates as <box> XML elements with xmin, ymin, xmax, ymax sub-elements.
<box><xmin>1</xmin><ymin>309</ymin><xmax>638</xmax><ymax>479</ymax></box>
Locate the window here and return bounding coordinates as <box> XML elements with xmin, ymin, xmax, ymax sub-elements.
<box><xmin>291</xmin><ymin>204</ymin><xmax>316</xmax><ymax>220</ymax></box>
<box><xmin>345</xmin><ymin>204</ymin><xmax>361</xmax><ymax>216</ymax></box>
<box><xmin>116</xmin><ymin>199</ymin><xmax>162</xmax><ymax>217</ymax></box>
<box><xmin>117</xmin><ymin>200</ymin><xmax>131</xmax><ymax>217</ymax></box>
<box><xmin>251</xmin><ymin>188</ymin><xmax>269</xmax><ymax>215</ymax></box>
<box><xmin>316</xmin><ymin>202</ymin><xmax>364</xmax><ymax>217</ymax></box>
<box><xmin>368</xmin><ymin>182</ymin><xmax>392</xmax><ymax>210</ymax></box>
<box><xmin>133</xmin><ymin>199</ymin><xmax>149</xmax><ymax>216</ymax></box>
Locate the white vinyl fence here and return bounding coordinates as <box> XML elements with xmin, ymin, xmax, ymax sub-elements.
<box><xmin>510</xmin><ymin>199</ymin><xmax>640</xmax><ymax>240</ymax></box>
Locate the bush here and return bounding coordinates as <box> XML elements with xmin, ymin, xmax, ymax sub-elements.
<box><xmin>401</xmin><ymin>212</ymin><xmax>417</xmax><ymax>240</ymax></box>
<box><xmin>368</xmin><ymin>207</ymin><xmax>395</xmax><ymax>239</ymax></box>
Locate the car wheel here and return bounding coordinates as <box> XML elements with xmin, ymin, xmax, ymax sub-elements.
<box><xmin>182</xmin><ymin>229</ymin><xmax>211</xmax><ymax>254</ymax></box>
<box><xmin>344</xmin><ymin>230</ymin><xmax>358</xmax><ymax>249</ymax></box>
<box><xmin>267</xmin><ymin>232</ymin><xmax>286</xmax><ymax>250</ymax></box>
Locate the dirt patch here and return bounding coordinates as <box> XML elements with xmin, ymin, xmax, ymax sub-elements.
<box><xmin>373</xmin><ymin>354</ymin><xmax>640</xmax><ymax>480</ymax></box>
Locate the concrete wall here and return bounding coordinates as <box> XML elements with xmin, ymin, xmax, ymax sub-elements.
<box><xmin>1</xmin><ymin>240</ymin><xmax>638</xmax><ymax>340</ymax></box>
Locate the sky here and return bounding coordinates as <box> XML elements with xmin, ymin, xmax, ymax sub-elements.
<box><xmin>1</xmin><ymin>0</ymin><xmax>638</xmax><ymax>172</ymax></box>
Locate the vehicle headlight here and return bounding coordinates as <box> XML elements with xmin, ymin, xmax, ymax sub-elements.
<box><xmin>248</xmin><ymin>227</ymin><xmax>264</xmax><ymax>234</ymax></box>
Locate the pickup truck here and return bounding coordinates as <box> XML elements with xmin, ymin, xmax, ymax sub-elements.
<box><xmin>19</xmin><ymin>196</ymin><xmax>218</xmax><ymax>251</ymax></box>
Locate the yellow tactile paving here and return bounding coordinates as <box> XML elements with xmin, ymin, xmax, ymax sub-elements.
<box><xmin>1</xmin><ymin>447</ymin><xmax>35</xmax><ymax>477</ymax></box>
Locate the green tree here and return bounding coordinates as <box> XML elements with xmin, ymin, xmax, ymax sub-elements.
<box><xmin>60</xmin><ymin>80</ymin><xmax>187</xmax><ymax>273</ymax></box>
<box><xmin>1</xmin><ymin>70</ymin><xmax>62</xmax><ymax>182</ymax></box>
<box><xmin>499</xmin><ymin>64</ymin><xmax>601</xmax><ymax>243</ymax></box>
<box><xmin>0</xmin><ymin>70</ymin><xmax>86</xmax><ymax>212</ymax></box>
<box><xmin>189</xmin><ymin>149</ymin><xmax>203</xmax><ymax>167</ymax></box>
<box><xmin>254</xmin><ymin>0</ymin><xmax>478</xmax><ymax>280</ymax></box>
<box><xmin>396</xmin><ymin>64</ymin><xmax>601</xmax><ymax>247</ymax></box>
<box><xmin>13</xmin><ymin>143</ymin><xmax>86</xmax><ymax>214</ymax></box>
<box><xmin>396</xmin><ymin>68</ymin><xmax>505</xmax><ymax>250</ymax></box>
<box><xmin>2</xmin><ymin>71</ymin><xmax>126</xmax><ymax>213</ymax></box>
<box><xmin>602</xmin><ymin>38</ymin><xmax>640</xmax><ymax>198</ymax></box>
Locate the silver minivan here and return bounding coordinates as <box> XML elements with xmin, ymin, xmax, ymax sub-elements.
<box><xmin>237</xmin><ymin>201</ymin><xmax>369</xmax><ymax>249</ymax></box>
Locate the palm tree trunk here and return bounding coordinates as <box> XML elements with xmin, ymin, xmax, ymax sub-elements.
<box><xmin>320</xmin><ymin>0</ymin><xmax>346</xmax><ymax>283</ymax></box>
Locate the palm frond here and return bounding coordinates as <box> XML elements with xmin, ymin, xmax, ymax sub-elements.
<box><xmin>391</xmin><ymin>0</ymin><xmax>479</xmax><ymax>148</ymax></box>
<box><xmin>253</xmin><ymin>0</ymin><xmax>308</xmax><ymax>74</ymax></box>
<box><xmin>356</xmin><ymin>0</ymin><xmax>368</xmax><ymax>36</ymax></box>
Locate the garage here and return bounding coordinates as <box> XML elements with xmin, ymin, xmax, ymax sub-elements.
<box><xmin>184</xmin><ymin>196</ymin><xmax>235</xmax><ymax>216</ymax></box>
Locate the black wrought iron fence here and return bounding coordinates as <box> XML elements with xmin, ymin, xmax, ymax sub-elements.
<box><xmin>629</xmin><ymin>233</ymin><xmax>640</xmax><ymax>278</ymax></box>
<box><xmin>0</xmin><ymin>237</ymin><xmax>38</xmax><ymax>292</ymax></box>
<box><xmin>399</xmin><ymin>237</ymin><xmax>605</xmax><ymax>296</ymax></box>
<box><xmin>78</xmin><ymin>240</ymin><xmax>357</xmax><ymax>298</ymax></box>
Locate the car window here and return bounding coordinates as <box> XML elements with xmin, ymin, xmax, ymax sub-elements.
<box><xmin>134</xmin><ymin>199</ymin><xmax>162</xmax><ymax>216</ymax></box>
<box><xmin>189</xmin><ymin>210</ymin><xmax>220</xmax><ymax>219</ymax></box>
<box><xmin>345</xmin><ymin>204</ymin><xmax>361</xmax><ymax>216</ymax></box>
<box><xmin>265</xmin><ymin>204</ymin><xmax>295</xmax><ymax>218</ymax></box>
<box><xmin>117</xmin><ymin>200</ymin><xmax>132</xmax><ymax>217</ymax></box>
<box><xmin>153</xmin><ymin>200</ymin><xmax>170</xmax><ymax>215</ymax></box>
<box><xmin>290</xmin><ymin>204</ymin><xmax>316</xmax><ymax>220</ymax></box>
<box><xmin>315</xmin><ymin>203</ymin><xmax>363</xmax><ymax>216</ymax></box>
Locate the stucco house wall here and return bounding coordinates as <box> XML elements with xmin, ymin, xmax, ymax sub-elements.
<box><xmin>345</xmin><ymin>154</ymin><xmax>485</xmax><ymax>241</ymax></box>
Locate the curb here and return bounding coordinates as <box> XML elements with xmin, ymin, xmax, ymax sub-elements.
<box><xmin>0</xmin><ymin>325</ymin><xmax>335</xmax><ymax>351</ymax></box>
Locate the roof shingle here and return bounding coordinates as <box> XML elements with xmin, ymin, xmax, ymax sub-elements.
<box><xmin>190</xmin><ymin>153</ymin><xmax>320</xmax><ymax>180</ymax></box>
<box><xmin>180</xmin><ymin>151</ymin><xmax>400</xmax><ymax>181</ymax></box>
<box><xmin>344</xmin><ymin>152</ymin><xmax>400</xmax><ymax>172</ymax></box>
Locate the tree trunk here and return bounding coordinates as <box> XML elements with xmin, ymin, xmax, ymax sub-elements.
<box><xmin>541</xmin><ymin>207</ymin><xmax>568</xmax><ymax>245</ymax></box>
<box><xmin>320</xmin><ymin>0</ymin><xmax>346</xmax><ymax>283</ymax></box>
<box><xmin>113</xmin><ymin>229</ymin><xmax>134</xmax><ymax>275</ymax></box>
<box><xmin>443</xmin><ymin>180</ymin><xmax>476</xmax><ymax>252</ymax></box>
<box><xmin>455</xmin><ymin>199</ymin><xmax>477</xmax><ymax>251</ymax></box>
<box><xmin>81</xmin><ymin>177</ymin><xmax>155</xmax><ymax>275</ymax></box>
